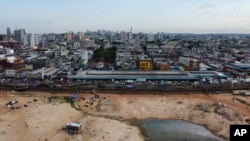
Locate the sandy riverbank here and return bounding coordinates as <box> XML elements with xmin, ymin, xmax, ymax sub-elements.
<box><xmin>0</xmin><ymin>90</ymin><xmax>249</xmax><ymax>141</ymax></box>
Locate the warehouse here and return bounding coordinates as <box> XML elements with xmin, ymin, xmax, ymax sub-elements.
<box><xmin>70</xmin><ymin>70</ymin><xmax>199</xmax><ymax>81</ymax></box>
<box><xmin>68</xmin><ymin>70</ymin><xmax>228</xmax><ymax>82</ymax></box>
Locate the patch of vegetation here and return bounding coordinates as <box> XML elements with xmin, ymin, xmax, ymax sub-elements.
<box><xmin>93</xmin><ymin>46</ymin><xmax>104</xmax><ymax>62</ymax></box>
<box><xmin>63</xmin><ymin>97</ymin><xmax>74</xmax><ymax>106</ymax></box>
<box><xmin>92</xmin><ymin>46</ymin><xmax>117</xmax><ymax>63</ymax></box>
<box><xmin>48</xmin><ymin>96</ymin><xmax>81</xmax><ymax>111</ymax></box>
<box><xmin>48</xmin><ymin>96</ymin><xmax>60</xmax><ymax>100</ymax></box>
<box><xmin>104</xmin><ymin>46</ymin><xmax>116</xmax><ymax>63</ymax></box>
<box><xmin>48</xmin><ymin>96</ymin><xmax>60</xmax><ymax>103</ymax></box>
<box><xmin>16</xmin><ymin>93</ymin><xmax>34</xmax><ymax>97</ymax></box>
<box><xmin>63</xmin><ymin>97</ymin><xmax>81</xmax><ymax>111</ymax></box>
<box><xmin>235</xmin><ymin>98</ymin><xmax>250</xmax><ymax>106</ymax></box>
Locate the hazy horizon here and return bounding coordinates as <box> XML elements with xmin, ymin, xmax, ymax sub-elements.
<box><xmin>1</xmin><ymin>0</ymin><xmax>250</xmax><ymax>34</ymax></box>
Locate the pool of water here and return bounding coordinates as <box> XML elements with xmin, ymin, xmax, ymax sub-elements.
<box><xmin>143</xmin><ymin>119</ymin><xmax>225</xmax><ymax>141</ymax></box>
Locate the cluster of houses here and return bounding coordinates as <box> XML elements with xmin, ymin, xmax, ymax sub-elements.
<box><xmin>1</xmin><ymin>31</ymin><xmax>250</xmax><ymax>89</ymax></box>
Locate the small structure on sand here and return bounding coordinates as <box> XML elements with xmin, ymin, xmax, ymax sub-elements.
<box><xmin>63</xmin><ymin>122</ymin><xmax>81</xmax><ymax>134</ymax></box>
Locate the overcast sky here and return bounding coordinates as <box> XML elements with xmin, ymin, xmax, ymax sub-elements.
<box><xmin>1</xmin><ymin>0</ymin><xmax>250</xmax><ymax>34</ymax></box>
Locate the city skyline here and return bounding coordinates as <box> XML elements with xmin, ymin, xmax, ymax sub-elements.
<box><xmin>1</xmin><ymin>0</ymin><xmax>250</xmax><ymax>34</ymax></box>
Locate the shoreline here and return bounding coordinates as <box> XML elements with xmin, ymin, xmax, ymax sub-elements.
<box><xmin>86</xmin><ymin>114</ymin><xmax>228</xmax><ymax>141</ymax></box>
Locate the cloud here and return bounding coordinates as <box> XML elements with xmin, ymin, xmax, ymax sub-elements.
<box><xmin>198</xmin><ymin>4</ymin><xmax>216</xmax><ymax>9</ymax></box>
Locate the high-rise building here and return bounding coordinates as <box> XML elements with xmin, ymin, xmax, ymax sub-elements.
<box><xmin>147</xmin><ymin>33</ymin><xmax>154</xmax><ymax>41</ymax></box>
<box><xmin>128</xmin><ymin>32</ymin><xmax>132</xmax><ymax>42</ymax></box>
<box><xmin>155</xmin><ymin>32</ymin><xmax>163</xmax><ymax>40</ymax></box>
<box><xmin>29</xmin><ymin>34</ymin><xmax>35</xmax><ymax>47</ymax></box>
<box><xmin>120</xmin><ymin>31</ymin><xmax>129</xmax><ymax>42</ymax></box>
<box><xmin>120</xmin><ymin>31</ymin><xmax>125</xmax><ymax>42</ymax></box>
<box><xmin>14</xmin><ymin>30</ymin><xmax>19</xmax><ymax>42</ymax></box>
<box><xmin>129</xmin><ymin>27</ymin><xmax>133</xmax><ymax>42</ymax></box>
<box><xmin>6</xmin><ymin>27</ymin><xmax>11</xmax><ymax>41</ymax></box>
<box><xmin>14</xmin><ymin>29</ymin><xmax>25</xmax><ymax>43</ymax></box>
<box><xmin>23</xmin><ymin>34</ymin><xmax>29</xmax><ymax>46</ymax></box>
<box><xmin>34</xmin><ymin>34</ymin><xmax>42</xmax><ymax>45</ymax></box>
<box><xmin>78</xmin><ymin>32</ymin><xmax>84</xmax><ymax>41</ymax></box>
<box><xmin>65</xmin><ymin>32</ymin><xmax>74</xmax><ymax>41</ymax></box>
<box><xmin>110</xmin><ymin>34</ymin><xmax>116</xmax><ymax>43</ymax></box>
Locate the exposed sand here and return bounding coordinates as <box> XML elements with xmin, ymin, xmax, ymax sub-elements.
<box><xmin>0</xmin><ymin>91</ymin><xmax>143</xmax><ymax>141</ymax></box>
<box><xmin>0</xmin><ymin>90</ymin><xmax>249</xmax><ymax>141</ymax></box>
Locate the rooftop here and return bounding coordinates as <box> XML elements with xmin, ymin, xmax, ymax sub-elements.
<box><xmin>70</xmin><ymin>70</ymin><xmax>199</xmax><ymax>81</ymax></box>
<box><xmin>66</xmin><ymin>122</ymin><xmax>81</xmax><ymax>128</ymax></box>
<box><xmin>228</xmin><ymin>63</ymin><xmax>250</xmax><ymax>68</ymax></box>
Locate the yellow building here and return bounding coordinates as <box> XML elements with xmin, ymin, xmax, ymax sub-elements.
<box><xmin>139</xmin><ymin>60</ymin><xmax>152</xmax><ymax>71</ymax></box>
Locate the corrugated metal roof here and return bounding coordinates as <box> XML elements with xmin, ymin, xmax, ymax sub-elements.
<box><xmin>70</xmin><ymin>71</ymin><xmax>198</xmax><ymax>81</ymax></box>
<box><xmin>86</xmin><ymin>70</ymin><xmax>187</xmax><ymax>75</ymax></box>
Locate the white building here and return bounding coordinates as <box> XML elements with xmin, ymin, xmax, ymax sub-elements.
<box><xmin>34</xmin><ymin>34</ymin><xmax>42</xmax><ymax>45</ymax></box>
<box><xmin>147</xmin><ymin>33</ymin><xmax>154</xmax><ymax>41</ymax></box>
<box><xmin>78</xmin><ymin>32</ymin><xmax>84</xmax><ymax>41</ymax></box>
<box><xmin>110</xmin><ymin>34</ymin><xmax>116</xmax><ymax>43</ymax></box>
<box><xmin>179</xmin><ymin>56</ymin><xmax>199</xmax><ymax>68</ymax></box>
<box><xmin>0</xmin><ymin>46</ymin><xmax>6</xmax><ymax>60</ymax></box>
<box><xmin>23</xmin><ymin>34</ymin><xmax>29</xmax><ymax>46</ymax></box>
<box><xmin>120</xmin><ymin>31</ymin><xmax>126</xmax><ymax>42</ymax></box>
<box><xmin>29</xmin><ymin>34</ymin><xmax>35</xmax><ymax>47</ymax></box>
<box><xmin>128</xmin><ymin>32</ymin><xmax>132</xmax><ymax>42</ymax></box>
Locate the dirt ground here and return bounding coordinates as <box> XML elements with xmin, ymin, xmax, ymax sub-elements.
<box><xmin>0</xmin><ymin>90</ymin><xmax>249</xmax><ymax>141</ymax></box>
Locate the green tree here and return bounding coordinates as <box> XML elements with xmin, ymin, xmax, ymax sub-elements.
<box><xmin>104</xmin><ymin>46</ymin><xmax>117</xmax><ymax>63</ymax></box>
<box><xmin>93</xmin><ymin>46</ymin><xmax>104</xmax><ymax>61</ymax></box>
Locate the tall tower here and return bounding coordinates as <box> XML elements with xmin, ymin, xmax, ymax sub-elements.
<box><xmin>128</xmin><ymin>27</ymin><xmax>133</xmax><ymax>43</ymax></box>
<box><xmin>29</xmin><ymin>34</ymin><xmax>35</xmax><ymax>47</ymax></box>
<box><xmin>110</xmin><ymin>34</ymin><xmax>116</xmax><ymax>43</ymax></box>
<box><xmin>147</xmin><ymin>33</ymin><xmax>154</xmax><ymax>41</ymax></box>
<box><xmin>120</xmin><ymin>31</ymin><xmax>126</xmax><ymax>42</ymax></box>
<box><xmin>78</xmin><ymin>32</ymin><xmax>84</xmax><ymax>41</ymax></box>
<box><xmin>6</xmin><ymin>27</ymin><xmax>11</xmax><ymax>41</ymax></box>
<box><xmin>14</xmin><ymin>28</ymin><xmax>25</xmax><ymax>43</ymax></box>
